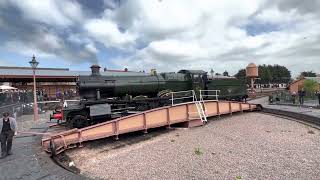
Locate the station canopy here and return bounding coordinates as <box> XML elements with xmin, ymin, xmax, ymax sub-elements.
<box><xmin>0</xmin><ymin>84</ymin><xmax>17</xmax><ymax>90</ymax></box>
<box><xmin>0</xmin><ymin>66</ymin><xmax>147</xmax><ymax>82</ymax></box>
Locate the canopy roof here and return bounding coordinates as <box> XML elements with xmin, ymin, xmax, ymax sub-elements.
<box><xmin>0</xmin><ymin>85</ymin><xmax>17</xmax><ymax>90</ymax></box>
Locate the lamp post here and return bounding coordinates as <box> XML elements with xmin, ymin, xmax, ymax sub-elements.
<box><xmin>29</xmin><ymin>55</ymin><xmax>39</xmax><ymax>121</ymax></box>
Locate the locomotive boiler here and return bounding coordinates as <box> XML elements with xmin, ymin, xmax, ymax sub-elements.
<box><xmin>77</xmin><ymin>65</ymin><xmax>192</xmax><ymax>100</ymax></box>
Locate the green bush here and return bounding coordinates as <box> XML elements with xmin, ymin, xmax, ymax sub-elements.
<box><xmin>303</xmin><ymin>79</ymin><xmax>318</xmax><ymax>96</ymax></box>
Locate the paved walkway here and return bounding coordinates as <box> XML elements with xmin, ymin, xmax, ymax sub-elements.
<box><xmin>270</xmin><ymin>100</ymin><xmax>320</xmax><ymax>109</ymax></box>
<box><xmin>250</xmin><ymin>97</ymin><xmax>320</xmax><ymax>123</ymax></box>
<box><xmin>0</xmin><ymin>112</ymin><xmax>86</xmax><ymax>180</ymax></box>
<box><xmin>264</xmin><ymin>104</ymin><xmax>320</xmax><ymax>117</ymax></box>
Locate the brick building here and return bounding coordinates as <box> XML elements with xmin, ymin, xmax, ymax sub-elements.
<box><xmin>289</xmin><ymin>77</ymin><xmax>320</xmax><ymax>94</ymax></box>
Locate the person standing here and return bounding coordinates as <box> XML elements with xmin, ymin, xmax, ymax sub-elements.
<box><xmin>291</xmin><ymin>91</ymin><xmax>297</xmax><ymax>104</ymax></box>
<box><xmin>315</xmin><ymin>91</ymin><xmax>320</xmax><ymax>106</ymax></box>
<box><xmin>0</xmin><ymin>112</ymin><xmax>17</xmax><ymax>158</ymax></box>
<box><xmin>298</xmin><ymin>88</ymin><xmax>305</xmax><ymax>105</ymax></box>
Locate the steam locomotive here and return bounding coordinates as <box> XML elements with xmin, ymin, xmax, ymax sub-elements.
<box><xmin>62</xmin><ymin>65</ymin><xmax>248</xmax><ymax>128</ymax></box>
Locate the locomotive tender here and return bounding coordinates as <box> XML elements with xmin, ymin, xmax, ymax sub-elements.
<box><xmin>63</xmin><ymin>65</ymin><xmax>247</xmax><ymax>128</ymax></box>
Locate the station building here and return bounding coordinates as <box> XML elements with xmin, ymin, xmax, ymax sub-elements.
<box><xmin>0</xmin><ymin>66</ymin><xmax>129</xmax><ymax>99</ymax></box>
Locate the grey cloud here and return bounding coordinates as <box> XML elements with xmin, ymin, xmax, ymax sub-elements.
<box><xmin>103</xmin><ymin>0</ymin><xmax>120</xmax><ymax>10</ymax></box>
<box><xmin>1</xmin><ymin>0</ymin><xmax>319</xmax><ymax>77</ymax></box>
<box><xmin>108</xmin><ymin>0</ymin><xmax>201</xmax><ymax>43</ymax></box>
<box><xmin>277</xmin><ymin>0</ymin><xmax>320</xmax><ymax>15</ymax></box>
<box><xmin>0</xmin><ymin>0</ymin><xmax>97</xmax><ymax>64</ymax></box>
<box><xmin>147</xmin><ymin>47</ymin><xmax>189</xmax><ymax>61</ymax></box>
<box><xmin>216</xmin><ymin>42</ymin><xmax>271</xmax><ymax>62</ymax></box>
<box><xmin>260</xmin><ymin>0</ymin><xmax>320</xmax><ymax>17</ymax></box>
<box><xmin>274</xmin><ymin>36</ymin><xmax>320</xmax><ymax>58</ymax></box>
<box><xmin>76</xmin><ymin>0</ymin><xmax>111</xmax><ymax>18</ymax></box>
<box><xmin>109</xmin><ymin>0</ymin><xmax>138</xmax><ymax>29</ymax></box>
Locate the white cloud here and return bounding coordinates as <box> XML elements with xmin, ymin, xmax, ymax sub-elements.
<box><xmin>104</xmin><ymin>0</ymin><xmax>320</xmax><ymax>76</ymax></box>
<box><xmin>10</xmin><ymin>0</ymin><xmax>84</xmax><ymax>27</ymax></box>
<box><xmin>3</xmin><ymin>29</ymin><xmax>98</xmax><ymax>64</ymax></box>
<box><xmin>84</xmin><ymin>18</ymin><xmax>136</xmax><ymax>49</ymax></box>
<box><xmin>148</xmin><ymin>40</ymin><xmax>208</xmax><ymax>60</ymax></box>
<box><xmin>1</xmin><ymin>0</ymin><xmax>320</xmax><ymax>76</ymax></box>
<box><xmin>60</xmin><ymin>0</ymin><xmax>84</xmax><ymax>23</ymax></box>
<box><xmin>85</xmin><ymin>43</ymin><xmax>99</xmax><ymax>54</ymax></box>
<box><xmin>4</xmin><ymin>40</ymin><xmax>57</xmax><ymax>58</ymax></box>
<box><xmin>255</xmin><ymin>7</ymin><xmax>298</xmax><ymax>24</ymax></box>
<box><xmin>67</xmin><ymin>34</ymin><xmax>90</xmax><ymax>45</ymax></box>
<box><xmin>3</xmin><ymin>30</ymin><xmax>63</xmax><ymax>58</ymax></box>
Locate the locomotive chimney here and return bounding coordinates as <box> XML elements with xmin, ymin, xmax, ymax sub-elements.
<box><xmin>90</xmin><ymin>65</ymin><xmax>101</xmax><ymax>76</ymax></box>
<box><xmin>150</xmin><ymin>69</ymin><xmax>157</xmax><ymax>76</ymax></box>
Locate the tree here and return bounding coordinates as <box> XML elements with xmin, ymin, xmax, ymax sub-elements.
<box><xmin>215</xmin><ymin>73</ymin><xmax>221</xmax><ymax>76</ymax></box>
<box><xmin>223</xmin><ymin>71</ymin><xmax>229</xmax><ymax>77</ymax></box>
<box><xmin>234</xmin><ymin>69</ymin><xmax>246</xmax><ymax>79</ymax></box>
<box><xmin>272</xmin><ymin>64</ymin><xmax>291</xmax><ymax>83</ymax></box>
<box><xmin>300</xmin><ymin>71</ymin><xmax>316</xmax><ymax>78</ymax></box>
<box><xmin>303</xmin><ymin>79</ymin><xmax>318</xmax><ymax>96</ymax></box>
<box><xmin>258</xmin><ymin>65</ymin><xmax>272</xmax><ymax>84</ymax></box>
<box><xmin>256</xmin><ymin>64</ymin><xmax>291</xmax><ymax>84</ymax></box>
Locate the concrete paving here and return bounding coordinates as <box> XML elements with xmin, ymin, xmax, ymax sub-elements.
<box><xmin>249</xmin><ymin>96</ymin><xmax>320</xmax><ymax>119</ymax></box>
<box><xmin>264</xmin><ymin>104</ymin><xmax>320</xmax><ymax>117</ymax></box>
<box><xmin>269</xmin><ymin>100</ymin><xmax>320</xmax><ymax>109</ymax></box>
<box><xmin>0</xmin><ymin>112</ymin><xmax>86</xmax><ymax>180</ymax></box>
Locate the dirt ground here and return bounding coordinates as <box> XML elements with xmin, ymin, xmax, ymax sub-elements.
<box><xmin>67</xmin><ymin>112</ymin><xmax>320</xmax><ymax>180</ymax></box>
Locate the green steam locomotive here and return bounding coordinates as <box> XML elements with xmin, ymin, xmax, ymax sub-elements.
<box><xmin>62</xmin><ymin>65</ymin><xmax>247</xmax><ymax>128</ymax></box>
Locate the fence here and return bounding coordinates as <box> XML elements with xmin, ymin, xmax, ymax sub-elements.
<box><xmin>270</xmin><ymin>90</ymin><xmax>320</xmax><ymax>106</ymax></box>
<box><xmin>0</xmin><ymin>91</ymin><xmax>33</xmax><ymax>106</ymax></box>
<box><xmin>170</xmin><ymin>90</ymin><xmax>196</xmax><ymax>106</ymax></box>
<box><xmin>0</xmin><ymin>91</ymin><xmax>77</xmax><ymax>118</ymax></box>
<box><xmin>199</xmin><ymin>90</ymin><xmax>220</xmax><ymax>102</ymax></box>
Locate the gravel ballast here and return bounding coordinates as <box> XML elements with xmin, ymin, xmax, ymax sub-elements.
<box><xmin>67</xmin><ymin>112</ymin><xmax>320</xmax><ymax>180</ymax></box>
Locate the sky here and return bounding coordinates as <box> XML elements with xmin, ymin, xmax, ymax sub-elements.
<box><xmin>0</xmin><ymin>0</ymin><xmax>319</xmax><ymax>77</ymax></box>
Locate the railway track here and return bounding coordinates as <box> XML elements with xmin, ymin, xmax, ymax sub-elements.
<box><xmin>260</xmin><ymin>111</ymin><xmax>320</xmax><ymax>130</ymax></box>
<box><xmin>37</xmin><ymin>124</ymin><xmax>82</xmax><ymax>175</ymax></box>
<box><xmin>262</xmin><ymin>107</ymin><xmax>320</xmax><ymax>127</ymax></box>
<box><xmin>51</xmin><ymin>153</ymin><xmax>81</xmax><ymax>175</ymax></box>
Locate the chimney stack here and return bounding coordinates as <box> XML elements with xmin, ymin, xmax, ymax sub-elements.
<box><xmin>90</xmin><ymin>65</ymin><xmax>101</xmax><ymax>76</ymax></box>
<box><xmin>150</xmin><ymin>69</ymin><xmax>157</xmax><ymax>76</ymax></box>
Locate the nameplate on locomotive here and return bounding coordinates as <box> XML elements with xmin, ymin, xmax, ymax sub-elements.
<box><xmin>90</xmin><ymin>104</ymin><xmax>111</xmax><ymax>116</ymax></box>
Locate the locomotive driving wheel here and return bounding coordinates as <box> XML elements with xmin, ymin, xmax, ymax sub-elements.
<box><xmin>71</xmin><ymin>115</ymin><xmax>88</xmax><ymax>129</ymax></box>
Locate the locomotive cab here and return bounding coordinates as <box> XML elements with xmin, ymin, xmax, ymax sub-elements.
<box><xmin>178</xmin><ymin>70</ymin><xmax>208</xmax><ymax>93</ymax></box>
